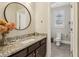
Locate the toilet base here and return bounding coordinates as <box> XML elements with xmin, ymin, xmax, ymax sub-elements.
<box><xmin>56</xmin><ymin>41</ymin><xmax>61</xmax><ymax>46</ymax></box>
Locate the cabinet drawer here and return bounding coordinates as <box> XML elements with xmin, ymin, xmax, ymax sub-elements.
<box><xmin>41</xmin><ymin>38</ymin><xmax>46</xmax><ymax>45</ymax></box>
<box><xmin>28</xmin><ymin>42</ymin><xmax>40</xmax><ymax>53</ymax></box>
<box><xmin>9</xmin><ymin>48</ymin><xmax>27</xmax><ymax>57</ymax></box>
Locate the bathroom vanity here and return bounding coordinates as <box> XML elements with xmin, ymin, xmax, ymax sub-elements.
<box><xmin>0</xmin><ymin>34</ymin><xmax>47</xmax><ymax>57</ymax></box>
<box><xmin>0</xmin><ymin>2</ymin><xmax>47</xmax><ymax>57</ymax></box>
<box><xmin>9</xmin><ymin>37</ymin><xmax>46</xmax><ymax>57</ymax></box>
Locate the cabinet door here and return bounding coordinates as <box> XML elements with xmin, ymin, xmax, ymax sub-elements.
<box><xmin>9</xmin><ymin>48</ymin><xmax>27</xmax><ymax>57</ymax></box>
<box><xmin>36</xmin><ymin>47</ymin><xmax>41</xmax><ymax>57</ymax></box>
<box><xmin>41</xmin><ymin>44</ymin><xmax>46</xmax><ymax>57</ymax></box>
<box><xmin>28</xmin><ymin>42</ymin><xmax>40</xmax><ymax>54</ymax></box>
<box><xmin>36</xmin><ymin>44</ymin><xmax>46</xmax><ymax>57</ymax></box>
<box><xmin>27</xmin><ymin>51</ymin><xmax>35</xmax><ymax>57</ymax></box>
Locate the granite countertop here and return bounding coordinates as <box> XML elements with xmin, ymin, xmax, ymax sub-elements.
<box><xmin>0</xmin><ymin>34</ymin><xmax>47</xmax><ymax>57</ymax></box>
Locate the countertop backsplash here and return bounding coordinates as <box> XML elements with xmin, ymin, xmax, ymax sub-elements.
<box><xmin>0</xmin><ymin>32</ymin><xmax>47</xmax><ymax>44</ymax></box>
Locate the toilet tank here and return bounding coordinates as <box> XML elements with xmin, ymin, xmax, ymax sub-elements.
<box><xmin>56</xmin><ymin>32</ymin><xmax>62</xmax><ymax>39</ymax></box>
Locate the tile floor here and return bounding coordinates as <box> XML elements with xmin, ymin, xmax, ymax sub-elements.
<box><xmin>51</xmin><ymin>43</ymin><xmax>72</xmax><ymax>57</ymax></box>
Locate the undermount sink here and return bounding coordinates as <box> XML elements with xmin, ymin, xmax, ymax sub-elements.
<box><xmin>5</xmin><ymin>39</ymin><xmax>35</xmax><ymax>46</ymax></box>
<box><xmin>21</xmin><ymin>39</ymin><xmax>35</xmax><ymax>44</ymax></box>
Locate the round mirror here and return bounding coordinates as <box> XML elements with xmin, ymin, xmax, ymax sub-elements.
<box><xmin>4</xmin><ymin>2</ymin><xmax>31</xmax><ymax>30</ymax></box>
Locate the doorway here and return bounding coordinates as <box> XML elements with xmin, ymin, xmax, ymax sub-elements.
<box><xmin>50</xmin><ymin>2</ymin><xmax>73</xmax><ymax>57</ymax></box>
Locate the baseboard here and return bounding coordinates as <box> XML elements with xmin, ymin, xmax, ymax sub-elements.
<box><xmin>61</xmin><ymin>40</ymin><xmax>70</xmax><ymax>44</ymax></box>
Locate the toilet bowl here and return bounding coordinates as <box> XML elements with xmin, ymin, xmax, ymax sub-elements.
<box><xmin>55</xmin><ymin>32</ymin><xmax>62</xmax><ymax>46</ymax></box>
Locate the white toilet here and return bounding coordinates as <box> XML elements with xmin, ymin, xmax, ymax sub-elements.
<box><xmin>55</xmin><ymin>32</ymin><xmax>62</xmax><ymax>46</ymax></box>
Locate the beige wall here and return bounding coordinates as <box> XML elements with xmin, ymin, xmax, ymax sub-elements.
<box><xmin>34</xmin><ymin>2</ymin><xmax>51</xmax><ymax>56</ymax></box>
<box><xmin>0</xmin><ymin>2</ymin><xmax>35</xmax><ymax>38</ymax></box>
<box><xmin>35</xmin><ymin>2</ymin><xmax>48</xmax><ymax>33</ymax></box>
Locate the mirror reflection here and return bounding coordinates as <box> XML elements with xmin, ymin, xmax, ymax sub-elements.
<box><xmin>4</xmin><ymin>2</ymin><xmax>31</xmax><ymax>30</ymax></box>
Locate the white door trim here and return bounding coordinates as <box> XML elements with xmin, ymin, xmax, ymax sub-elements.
<box><xmin>71</xmin><ymin>2</ymin><xmax>78</xmax><ymax>57</ymax></box>
<box><xmin>46</xmin><ymin>3</ymin><xmax>51</xmax><ymax>57</ymax></box>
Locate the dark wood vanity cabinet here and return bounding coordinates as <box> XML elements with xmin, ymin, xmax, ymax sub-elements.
<box><xmin>36</xmin><ymin>44</ymin><xmax>46</xmax><ymax>57</ymax></box>
<box><xmin>9</xmin><ymin>37</ymin><xmax>46</xmax><ymax>57</ymax></box>
<box><xmin>27</xmin><ymin>51</ymin><xmax>35</xmax><ymax>57</ymax></box>
<box><xmin>9</xmin><ymin>48</ymin><xmax>27</xmax><ymax>57</ymax></box>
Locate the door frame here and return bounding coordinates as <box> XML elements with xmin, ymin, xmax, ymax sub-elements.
<box><xmin>70</xmin><ymin>2</ymin><xmax>78</xmax><ymax>57</ymax></box>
